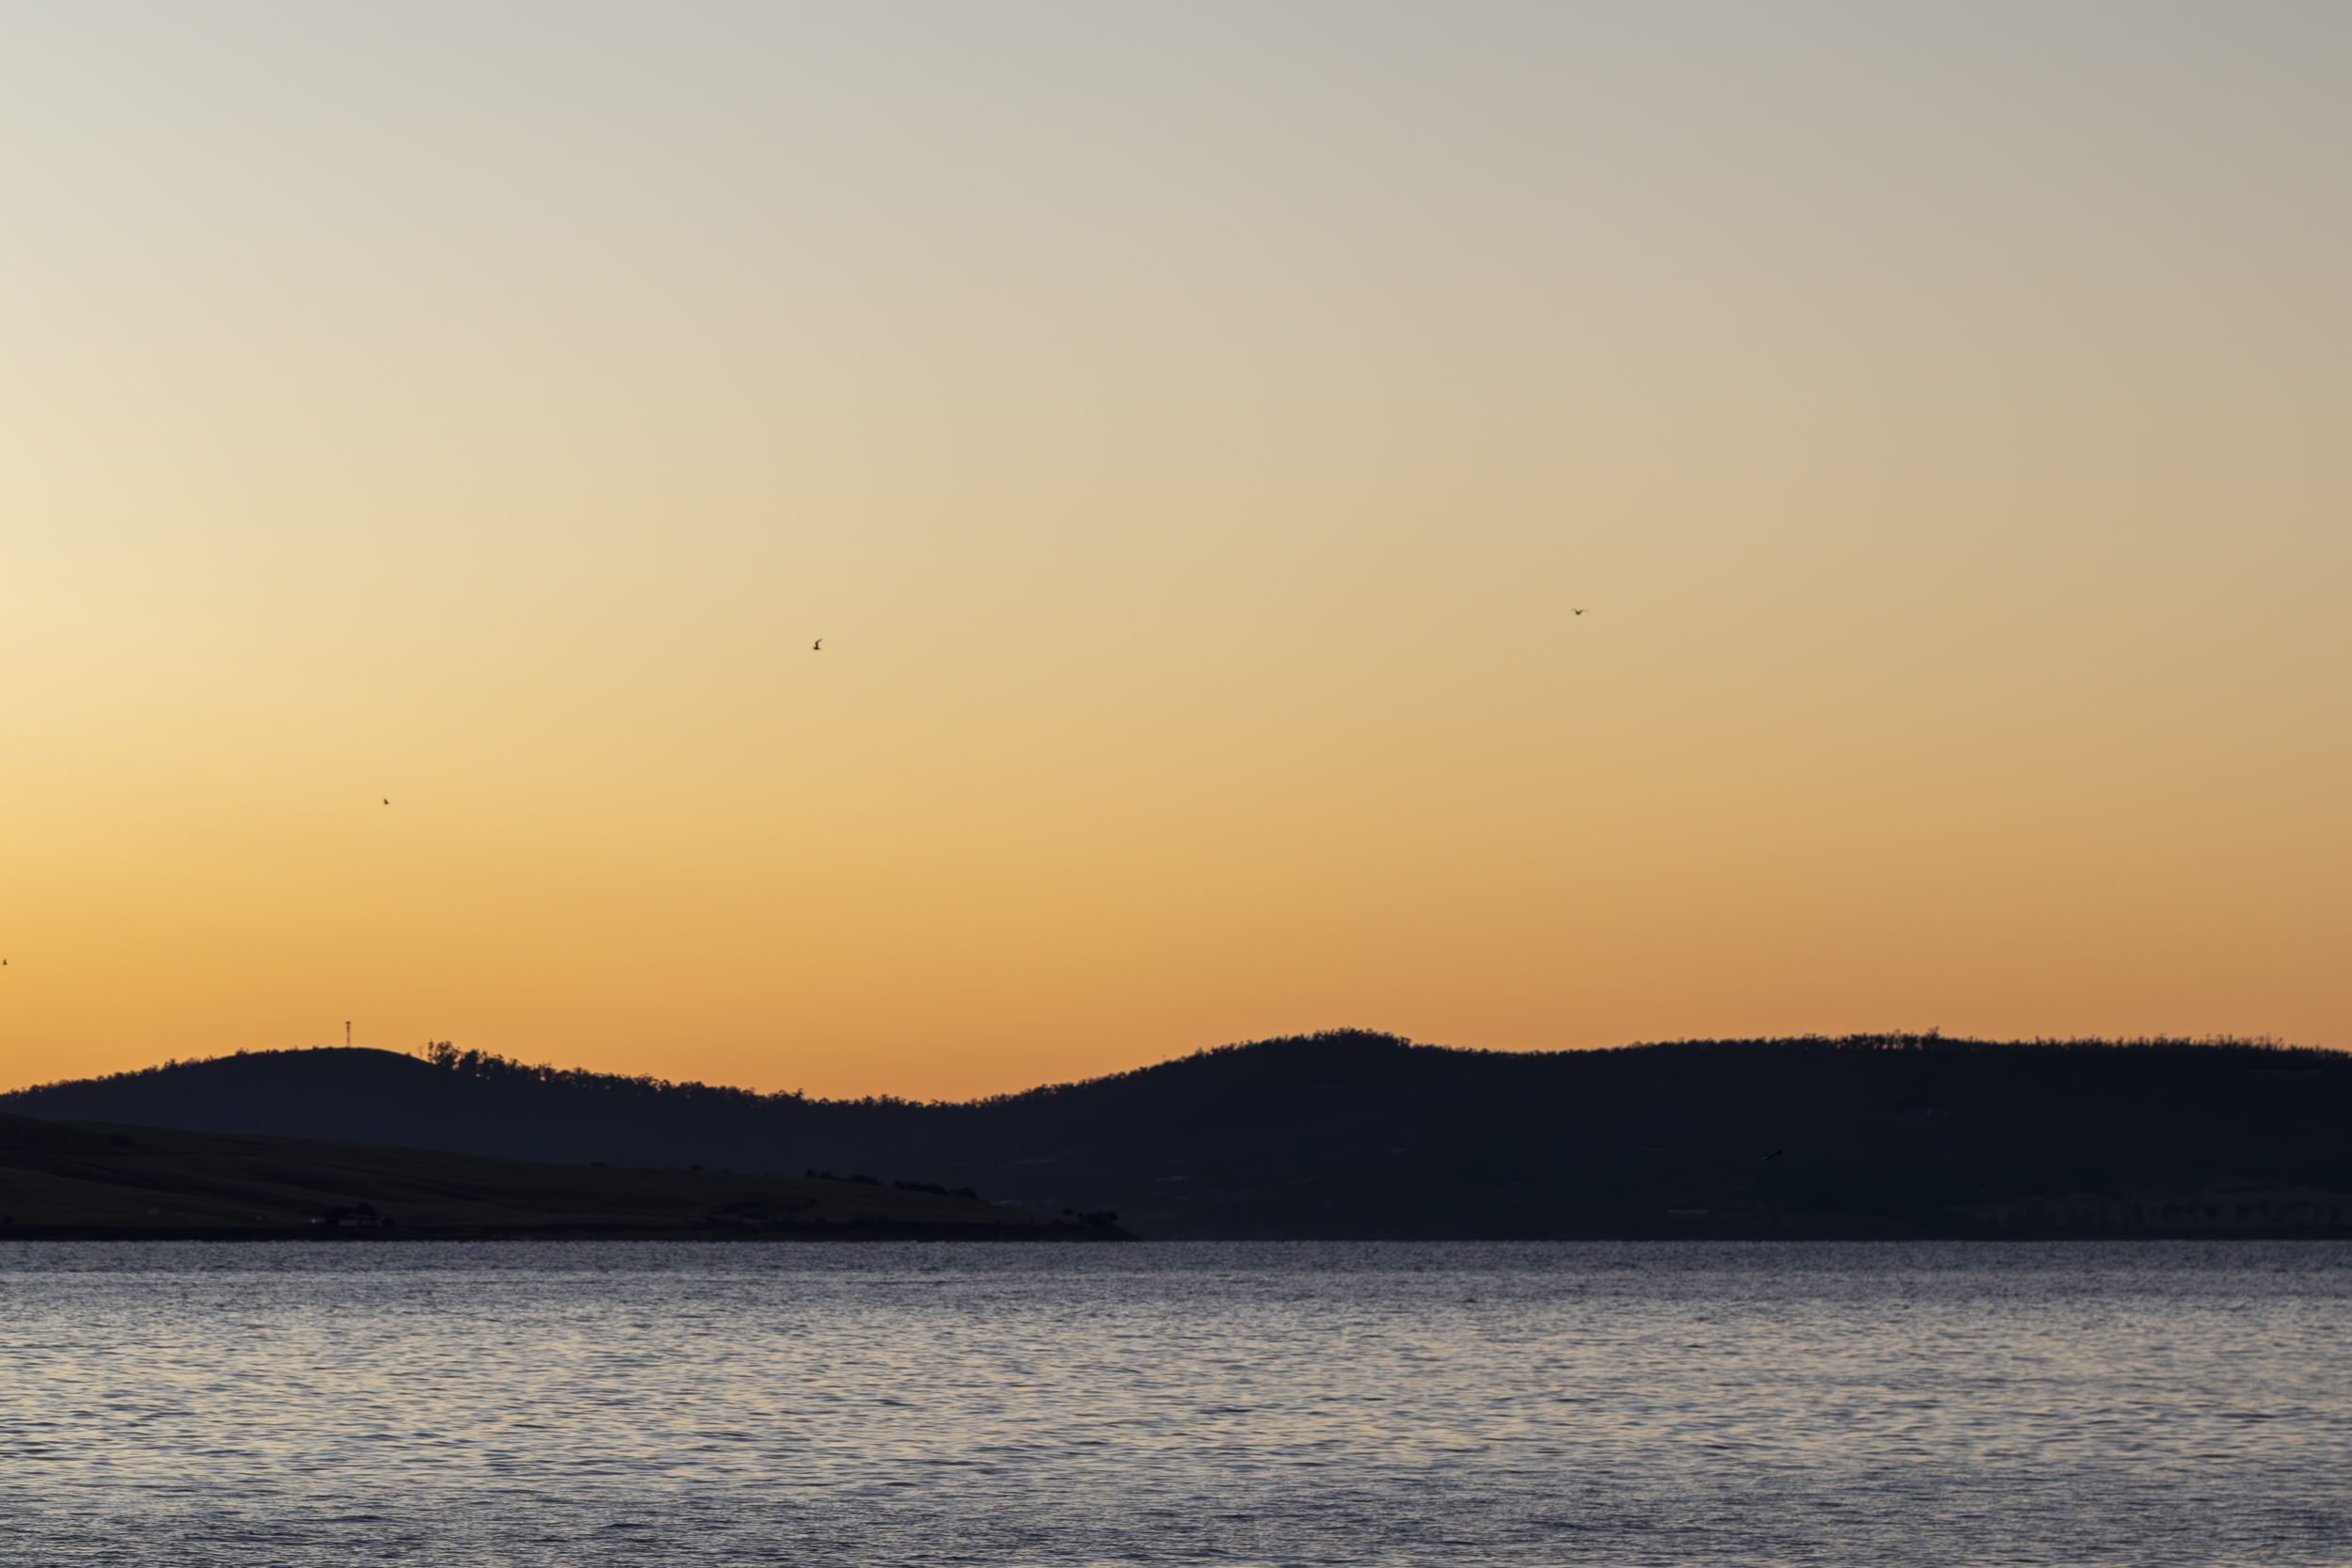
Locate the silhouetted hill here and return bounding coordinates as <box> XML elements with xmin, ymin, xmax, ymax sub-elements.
<box><xmin>8</xmin><ymin>1032</ymin><xmax>2349</xmax><ymax>1238</ymax></box>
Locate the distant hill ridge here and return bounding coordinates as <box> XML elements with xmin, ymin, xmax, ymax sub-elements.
<box><xmin>7</xmin><ymin>1031</ymin><xmax>2347</xmax><ymax>1239</ymax></box>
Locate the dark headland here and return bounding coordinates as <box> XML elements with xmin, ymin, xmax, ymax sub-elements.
<box><xmin>0</xmin><ymin>1113</ymin><xmax>1127</xmax><ymax>1241</ymax></box>
<box><xmin>6</xmin><ymin>1032</ymin><xmax>2348</xmax><ymax>1240</ymax></box>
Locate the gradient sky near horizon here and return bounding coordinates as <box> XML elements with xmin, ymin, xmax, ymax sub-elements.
<box><xmin>3</xmin><ymin>2</ymin><xmax>2346</xmax><ymax>1101</ymax></box>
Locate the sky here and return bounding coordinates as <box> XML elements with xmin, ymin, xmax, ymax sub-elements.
<box><xmin>2</xmin><ymin>2</ymin><xmax>2345</xmax><ymax>1101</ymax></box>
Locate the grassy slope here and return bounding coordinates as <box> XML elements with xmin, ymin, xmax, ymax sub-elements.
<box><xmin>0</xmin><ymin>1113</ymin><xmax>1120</xmax><ymax>1240</ymax></box>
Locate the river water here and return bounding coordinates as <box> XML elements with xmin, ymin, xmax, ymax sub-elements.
<box><xmin>0</xmin><ymin>1240</ymin><xmax>2344</xmax><ymax>1565</ymax></box>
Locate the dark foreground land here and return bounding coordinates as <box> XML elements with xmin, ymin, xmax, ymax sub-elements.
<box><xmin>7</xmin><ymin>1032</ymin><xmax>2349</xmax><ymax>1240</ymax></box>
<box><xmin>0</xmin><ymin>1113</ymin><xmax>1126</xmax><ymax>1241</ymax></box>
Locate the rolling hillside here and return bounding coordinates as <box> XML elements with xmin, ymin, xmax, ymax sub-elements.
<box><xmin>8</xmin><ymin>1032</ymin><xmax>2349</xmax><ymax>1239</ymax></box>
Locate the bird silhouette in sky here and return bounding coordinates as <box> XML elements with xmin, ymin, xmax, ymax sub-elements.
<box><xmin>813</xmin><ymin>638</ymin><xmax>823</xmax><ymax>651</ymax></box>
<box><xmin>382</xmin><ymin>799</ymin><xmax>389</xmax><ymax>805</ymax></box>
<box><xmin>1763</xmin><ymin>1148</ymin><xmax>1785</xmax><ymax>1162</ymax></box>
<box><xmin>1573</xmin><ymin>608</ymin><xmax>1585</xmax><ymax>615</ymax></box>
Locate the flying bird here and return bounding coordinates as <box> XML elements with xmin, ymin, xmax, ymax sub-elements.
<box><xmin>1573</xmin><ymin>609</ymin><xmax>1585</xmax><ymax>615</ymax></box>
<box><xmin>1763</xmin><ymin>1148</ymin><xmax>1784</xmax><ymax>1162</ymax></box>
<box><xmin>383</xmin><ymin>799</ymin><xmax>389</xmax><ymax>805</ymax></box>
<box><xmin>813</xmin><ymin>639</ymin><xmax>822</xmax><ymax>651</ymax></box>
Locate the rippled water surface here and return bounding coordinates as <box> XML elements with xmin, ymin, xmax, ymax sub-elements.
<box><xmin>2</xmin><ymin>1241</ymin><xmax>2346</xmax><ymax>1565</ymax></box>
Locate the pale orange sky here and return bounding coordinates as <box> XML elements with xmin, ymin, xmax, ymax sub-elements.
<box><xmin>3</xmin><ymin>3</ymin><xmax>2346</xmax><ymax>1100</ymax></box>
